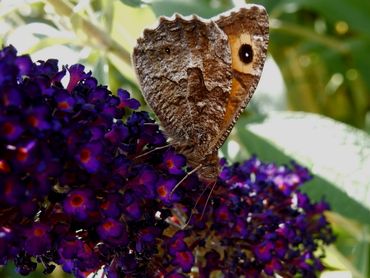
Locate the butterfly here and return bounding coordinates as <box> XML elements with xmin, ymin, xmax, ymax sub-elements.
<box><xmin>132</xmin><ymin>5</ymin><xmax>269</xmax><ymax>182</ymax></box>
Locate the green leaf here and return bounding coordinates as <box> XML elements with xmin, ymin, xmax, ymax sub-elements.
<box><xmin>324</xmin><ymin>212</ymin><xmax>370</xmax><ymax>278</ymax></box>
<box><xmin>92</xmin><ymin>56</ymin><xmax>109</xmax><ymax>86</ymax></box>
<box><xmin>235</xmin><ymin>112</ymin><xmax>370</xmax><ymax>225</ymax></box>
<box><xmin>252</xmin><ymin>0</ymin><xmax>370</xmax><ymax>129</ymax></box>
<box><xmin>119</xmin><ymin>0</ymin><xmax>145</xmax><ymax>7</ymax></box>
<box><xmin>109</xmin><ymin>1</ymin><xmax>156</xmax><ymax>84</ymax></box>
<box><xmin>149</xmin><ymin>0</ymin><xmax>233</xmax><ymax>18</ymax></box>
<box><xmin>297</xmin><ymin>0</ymin><xmax>370</xmax><ymax>38</ymax></box>
<box><xmin>110</xmin><ymin>1</ymin><xmax>156</xmax><ymax>52</ymax></box>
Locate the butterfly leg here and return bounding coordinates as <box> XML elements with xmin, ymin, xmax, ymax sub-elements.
<box><xmin>133</xmin><ymin>144</ymin><xmax>170</xmax><ymax>160</ymax></box>
<box><xmin>170</xmin><ymin>164</ymin><xmax>202</xmax><ymax>195</ymax></box>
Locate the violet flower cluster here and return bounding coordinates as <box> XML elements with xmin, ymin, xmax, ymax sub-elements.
<box><xmin>0</xmin><ymin>45</ymin><xmax>335</xmax><ymax>277</ymax></box>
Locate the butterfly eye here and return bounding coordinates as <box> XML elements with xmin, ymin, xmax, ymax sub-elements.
<box><xmin>165</xmin><ymin>47</ymin><xmax>170</xmax><ymax>54</ymax></box>
<box><xmin>238</xmin><ymin>44</ymin><xmax>253</xmax><ymax>64</ymax></box>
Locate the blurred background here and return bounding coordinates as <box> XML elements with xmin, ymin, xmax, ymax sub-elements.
<box><xmin>0</xmin><ymin>0</ymin><xmax>369</xmax><ymax>277</ymax></box>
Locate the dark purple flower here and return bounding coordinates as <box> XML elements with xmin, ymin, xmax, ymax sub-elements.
<box><xmin>15</xmin><ymin>140</ymin><xmax>38</xmax><ymax>167</ymax></box>
<box><xmin>0</xmin><ymin>116</ymin><xmax>23</xmax><ymax>141</ymax></box>
<box><xmin>66</xmin><ymin>64</ymin><xmax>91</xmax><ymax>92</ymax></box>
<box><xmin>254</xmin><ymin>241</ymin><xmax>274</xmax><ymax>262</ymax></box>
<box><xmin>55</xmin><ymin>91</ymin><xmax>76</xmax><ymax>112</ymax></box>
<box><xmin>214</xmin><ymin>204</ymin><xmax>233</xmax><ymax>224</ymax></box>
<box><xmin>130</xmin><ymin>166</ymin><xmax>158</xmax><ymax>199</ymax></box>
<box><xmin>165</xmin><ymin>230</ymin><xmax>189</xmax><ymax>258</ymax></box>
<box><xmin>156</xmin><ymin>177</ymin><xmax>180</xmax><ymax>205</ymax></box>
<box><xmin>100</xmin><ymin>194</ymin><xmax>121</xmax><ymax>218</ymax></box>
<box><xmin>24</xmin><ymin>223</ymin><xmax>51</xmax><ymax>256</ymax></box>
<box><xmin>97</xmin><ymin>218</ymin><xmax>128</xmax><ymax>245</ymax></box>
<box><xmin>1</xmin><ymin>86</ymin><xmax>23</xmax><ymax>107</ymax></box>
<box><xmin>162</xmin><ymin>150</ymin><xmax>186</xmax><ymax>175</ymax></box>
<box><xmin>106</xmin><ymin>121</ymin><xmax>129</xmax><ymax>143</ymax></box>
<box><xmin>264</xmin><ymin>257</ymin><xmax>282</xmax><ymax>276</ymax></box>
<box><xmin>26</xmin><ymin>106</ymin><xmax>51</xmax><ymax>130</ymax></box>
<box><xmin>172</xmin><ymin>250</ymin><xmax>194</xmax><ymax>273</ymax></box>
<box><xmin>63</xmin><ymin>189</ymin><xmax>96</xmax><ymax>220</ymax></box>
<box><xmin>233</xmin><ymin>217</ymin><xmax>248</xmax><ymax>238</ymax></box>
<box><xmin>15</xmin><ymin>55</ymin><xmax>33</xmax><ymax>76</ymax></box>
<box><xmin>76</xmin><ymin>142</ymin><xmax>102</xmax><ymax>173</ymax></box>
<box><xmin>58</xmin><ymin>238</ymin><xmax>83</xmax><ymax>260</ymax></box>
<box><xmin>122</xmin><ymin>191</ymin><xmax>142</xmax><ymax>220</ymax></box>
<box><xmin>117</xmin><ymin>88</ymin><xmax>140</xmax><ymax>110</ymax></box>
<box><xmin>136</xmin><ymin>226</ymin><xmax>161</xmax><ymax>253</ymax></box>
<box><xmin>2</xmin><ymin>176</ymin><xmax>24</xmax><ymax>205</ymax></box>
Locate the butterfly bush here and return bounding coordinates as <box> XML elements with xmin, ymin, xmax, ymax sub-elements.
<box><xmin>0</xmin><ymin>45</ymin><xmax>335</xmax><ymax>277</ymax></box>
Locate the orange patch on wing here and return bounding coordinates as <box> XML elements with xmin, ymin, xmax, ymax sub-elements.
<box><xmin>222</xmin><ymin>79</ymin><xmax>243</xmax><ymax>128</ymax></box>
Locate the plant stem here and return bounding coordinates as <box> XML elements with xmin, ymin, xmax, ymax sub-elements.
<box><xmin>46</xmin><ymin>0</ymin><xmax>131</xmax><ymax>65</ymax></box>
<box><xmin>271</xmin><ymin>19</ymin><xmax>350</xmax><ymax>54</ymax></box>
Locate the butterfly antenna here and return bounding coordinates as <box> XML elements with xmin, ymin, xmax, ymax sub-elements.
<box><xmin>181</xmin><ymin>183</ymin><xmax>210</xmax><ymax>229</ymax></box>
<box><xmin>200</xmin><ymin>180</ymin><xmax>217</xmax><ymax>220</ymax></box>
<box><xmin>170</xmin><ymin>164</ymin><xmax>202</xmax><ymax>195</ymax></box>
<box><xmin>134</xmin><ymin>144</ymin><xmax>170</xmax><ymax>160</ymax></box>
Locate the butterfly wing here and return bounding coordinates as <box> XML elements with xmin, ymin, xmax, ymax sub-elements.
<box><xmin>132</xmin><ymin>15</ymin><xmax>233</xmax><ymax>179</ymax></box>
<box><xmin>213</xmin><ymin>5</ymin><xmax>269</xmax><ymax>149</ymax></box>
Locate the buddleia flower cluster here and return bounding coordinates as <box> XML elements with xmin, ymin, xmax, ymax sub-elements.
<box><xmin>0</xmin><ymin>45</ymin><xmax>335</xmax><ymax>277</ymax></box>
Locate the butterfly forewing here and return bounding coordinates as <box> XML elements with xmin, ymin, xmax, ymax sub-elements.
<box><xmin>213</xmin><ymin>5</ymin><xmax>269</xmax><ymax>150</ymax></box>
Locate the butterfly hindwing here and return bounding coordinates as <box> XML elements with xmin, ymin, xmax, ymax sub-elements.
<box><xmin>132</xmin><ymin>15</ymin><xmax>233</xmax><ymax>179</ymax></box>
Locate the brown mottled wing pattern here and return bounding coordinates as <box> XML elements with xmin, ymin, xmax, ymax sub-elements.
<box><xmin>132</xmin><ymin>15</ymin><xmax>232</xmax><ymax>180</ymax></box>
<box><xmin>213</xmin><ymin>5</ymin><xmax>269</xmax><ymax>150</ymax></box>
<box><xmin>132</xmin><ymin>5</ymin><xmax>269</xmax><ymax>182</ymax></box>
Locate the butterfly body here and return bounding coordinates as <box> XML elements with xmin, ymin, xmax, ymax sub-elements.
<box><xmin>133</xmin><ymin>5</ymin><xmax>269</xmax><ymax>181</ymax></box>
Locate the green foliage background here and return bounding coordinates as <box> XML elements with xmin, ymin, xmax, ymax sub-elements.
<box><xmin>0</xmin><ymin>0</ymin><xmax>369</xmax><ymax>277</ymax></box>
